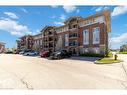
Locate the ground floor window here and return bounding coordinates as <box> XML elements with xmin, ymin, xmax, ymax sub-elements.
<box><xmin>92</xmin><ymin>27</ymin><xmax>100</xmax><ymax>44</ymax></box>
<box><xmin>83</xmin><ymin>29</ymin><xmax>89</xmax><ymax>45</ymax></box>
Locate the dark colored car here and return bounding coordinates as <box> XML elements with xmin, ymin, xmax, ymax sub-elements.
<box><xmin>40</xmin><ymin>51</ymin><xmax>50</xmax><ymax>57</ymax></box>
<box><xmin>49</xmin><ymin>50</ymin><xmax>71</xmax><ymax>59</ymax></box>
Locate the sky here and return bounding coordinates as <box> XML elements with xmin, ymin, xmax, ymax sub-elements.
<box><xmin>0</xmin><ymin>6</ymin><xmax>127</xmax><ymax>49</ymax></box>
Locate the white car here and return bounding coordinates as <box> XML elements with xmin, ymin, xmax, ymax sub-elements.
<box><xmin>23</xmin><ymin>50</ymin><xmax>37</xmax><ymax>56</ymax></box>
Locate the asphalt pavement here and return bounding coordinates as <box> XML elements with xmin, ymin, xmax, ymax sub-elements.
<box><xmin>0</xmin><ymin>54</ymin><xmax>127</xmax><ymax>89</ymax></box>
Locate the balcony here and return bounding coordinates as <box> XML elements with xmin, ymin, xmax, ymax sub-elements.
<box><xmin>49</xmin><ymin>43</ymin><xmax>53</xmax><ymax>47</ymax></box>
<box><xmin>49</xmin><ymin>37</ymin><xmax>53</xmax><ymax>42</ymax></box>
<box><xmin>69</xmin><ymin>42</ymin><xmax>78</xmax><ymax>46</ymax></box>
<box><xmin>48</xmin><ymin>31</ymin><xmax>53</xmax><ymax>35</ymax></box>
<box><xmin>44</xmin><ymin>45</ymin><xmax>49</xmax><ymax>48</ymax></box>
<box><xmin>69</xmin><ymin>33</ymin><xmax>78</xmax><ymax>39</ymax></box>
<box><xmin>68</xmin><ymin>24</ymin><xmax>79</xmax><ymax>31</ymax></box>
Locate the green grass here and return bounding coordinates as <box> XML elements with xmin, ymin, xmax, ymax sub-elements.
<box><xmin>96</xmin><ymin>58</ymin><xmax>121</xmax><ymax>63</ymax></box>
<box><xmin>118</xmin><ymin>52</ymin><xmax>127</xmax><ymax>54</ymax></box>
<box><xmin>107</xmin><ymin>52</ymin><xmax>113</xmax><ymax>57</ymax></box>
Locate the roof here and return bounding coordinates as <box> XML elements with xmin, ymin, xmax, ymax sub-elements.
<box><xmin>40</xmin><ymin>26</ymin><xmax>56</xmax><ymax>33</ymax></box>
<box><xmin>64</xmin><ymin>16</ymin><xmax>84</xmax><ymax>24</ymax></box>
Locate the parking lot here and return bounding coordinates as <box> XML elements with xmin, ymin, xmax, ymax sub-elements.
<box><xmin>0</xmin><ymin>54</ymin><xmax>127</xmax><ymax>89</ymax></box>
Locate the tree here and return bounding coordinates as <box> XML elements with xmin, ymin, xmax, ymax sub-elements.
<box><xmin>32</xmin><ymin>44</ymin><xmax>41</xmax><ymax>51</ymax></box>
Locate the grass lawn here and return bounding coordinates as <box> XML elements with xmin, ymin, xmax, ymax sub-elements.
<box><xmin>118</xmin><ymin>52</ymin><xmax>127</xmax><ymax>54</ymax></box>
<box><xmin>96</xmin><ymin>58</ymin><xmax>121</xmax><ymax>64</ymax></box>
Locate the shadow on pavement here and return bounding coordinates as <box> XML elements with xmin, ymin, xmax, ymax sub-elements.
<box><xmin>67</xmin><ymin>56</ymin><xmax>100</xmax><ymax>62</ymax></box>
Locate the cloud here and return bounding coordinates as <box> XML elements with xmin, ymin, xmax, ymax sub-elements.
<box><xmin>50</xmin><ymin>15</ymin><xmax>57</xmax><ymax>19</ymax></box>
<box><xmin>4</xmin><ymin>12</ymin><xmax>18</xmax><ymax>19</ymax></box>
<box><xmin>54</xmin><ymin>21</ymin><xmax>64</xmax><ymax>26</ymax></box>
<box><xmin>0</xmin><ymin>18</ymin><xmax>32</xmax><ymax>36</ymax></box>
<box><xmin>60</xmin><ymin>14</ymin><xmax>66</xmax><ymax>21</ymax></box>
<box><xmin>111</xmin><ymin>6</ymin><xmax>127</xmax><ymax>16</ymax></box>
<box><xmin>63</xmin><ymin>6</ymin><xmax>77</xmax><ymax>13</ymax></box>
<box><xmin>95</xmin><ymin>7</ymin><xmax>103</xmax><ymax>12</ymax></box>
<box><xmin>53</xmin><ymin>14</ymin><xmax>66</xmax><ymax>26</ymax></box>
<box><xmin>110</xmin><ymin>32</ymin><xmax>127</xmax><ymax>46</ymax></box>
<box><xmin>21</xmin><ymin>8</ymin><xmax>28</xmax><ymax>13</ymax></box>
<box><xmin>50</xmin><ymin>5</ymin><xmax>58</xmax><ymax>8</ymax></box>
<box><xmin>93</xmin><ymin>6</ymin><xmax>110</xmax><ymax>12</ymax></box>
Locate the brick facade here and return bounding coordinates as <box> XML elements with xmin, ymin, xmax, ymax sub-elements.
<box><xmin>17</xmin><ymin>35</ymin><xmax>33</xmax><ymax>52</ymax></box>
<box><xmin>17</xmin><ymin>10</ymin><xmax>111</xmax><ymax>55</ymax></box>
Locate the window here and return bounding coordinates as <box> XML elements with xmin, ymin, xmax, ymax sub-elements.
<box><xmin>69</xmin><ymin>41</ymin><xmax>78</xmax><ymax>46</ymax></box>
<box><xmin>69</xmin><ymin>24</ymin><xmax>78</xmax><ymax>29</ymax></box>
<box><xmin>65</xmin><ymin>34</ymin><xmax>69</xmax><ymax>46</ymax></box>
<box><xmin>83</xmin><ymin>29</ymin><xmax>89</xmax><ymax>45</ymax></box>
<box><xmin>93</xmin><ymin>27</ymin><xmax>100</xmax><ymax>44</ymax></box>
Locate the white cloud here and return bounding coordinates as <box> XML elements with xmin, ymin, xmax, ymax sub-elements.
<box><xmin>21</xmin><ymin>8</ymin><xmax>28</xmax><ymax>13</ymax></box>
<box><xmin>91</xmin><ymin>7</ymin><xmax>96</xmax><ymax>10</ymax></box>
<box><xmin>53</xmin><ymin>14</ymin><xmax>66</xmax><ymax>26</ymax></box>
<box><xmin>95</xmin><ymin>7</ymin><xmax>103</xmax><ymax>12</ymax></box>
<box><xmin>104</xmin><ymin>6</ymin><xmax>109</xmax><ymax>10</ymax></box>
<box><xmin>54</xmin><ymin>21</ymin><xmax>64</xmax><ymax>26</ymax></box>
<box><xmin>4</xmin><ymin>12</ymin><xmax>18</xmax><ymax>19</ymax></box>
<box><xmin>51</xmin><ymin>15</ymin><xmax>57</xmax><ymax>19</ymax></box>
<box><xmin>111</xmin><ymin>6</ymin><xmax>127</xmax><ymax>16</ymax></box>
<box><xmin>110</xmin><ymin>32</ymin><xmax>127</xmax><ymax>45</ymax></box>
<box><xmin>63</xmin><ymin>6</ymin><xmax>77</xmax><ymax>13</ymax></box>
<box><xmin>93</xmin><ymin>6</ymin><xmax>110</xmax><ymax>12</ymax></box>
<box><xmin>60</xmin><ymin>14</ymin><xmax>66</xmax><ymax>21</ymax></box>
<box><xmin>50</xmin><ymin>5</ymin><xmax>58</xmax><ymax>8</ymax></box>
<box><xmin>0</xmin><ymin>18</ymin><xmax>32</xmax><ymax>36</ymax></box>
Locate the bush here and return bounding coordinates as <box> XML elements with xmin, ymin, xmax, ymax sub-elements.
<box><xmin>118</xmin><ymin>52</ymin><xmax>127</xmax><ymax>54</ymax></box>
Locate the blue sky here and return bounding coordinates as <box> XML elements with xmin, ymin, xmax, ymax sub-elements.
<box><xmin>0</xmin><ymin>6</ymin><xmax>127</xmax><ymax>49</ymax></box>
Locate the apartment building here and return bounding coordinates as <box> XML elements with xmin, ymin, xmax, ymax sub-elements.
<box><xmin>0</xmin><ymin>42</ymin><xmax>5</xmax><ymax>53</ymax></box>
<box><xmin>41</xmin><ymin>26</ymin><xmax>57</xmax><ymax>53</ymax></box>
<box><xmin>55</xmin><ymin>10</ymin><xmax>111</xmax><ymax>55</ymax></box>
<box><xmin>32</xmin><ymin>33</ymin><xmax>43</xmax><ymax>51</ymax></box>
<box><xmin>17</xmin><ymin>10</ymin><xmax>111</xmax><ymax>55</ymax></box>
<box><xmin>17</xmin><ymin>35</ymin><xmax>33</xmax><ymax>52</ymax></box>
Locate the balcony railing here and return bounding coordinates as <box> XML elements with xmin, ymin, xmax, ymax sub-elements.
<box><xmin>69</xmin><ymin>42</ymin><xmax>78</xmax><ymax>46</ymax></box>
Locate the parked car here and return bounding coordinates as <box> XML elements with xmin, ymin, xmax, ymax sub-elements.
<box><xmin>19</xmin><ymin>49</ymin><xmax>31</xmax><ymax>55</ymax></box>
<box><xmin>23</xmin><ymin>50</ymin><xmax>37</xmax><ymax>56</ymax></box>
<box><xmin>49</xmin><ymin>50</ymin><xmax>71</xmax><ymax>59</ymax></box>
<box><xmin>40</xmin><ymin>51</ymin><xmax>50</xmax><ymax>57</ymax></box>
<box><xmin>5</xmin><ymin>50</ymin><xmax>13</xmax><ymax>54</ymax></box>
<box><xmin>19</xmin><ymin>50</ymin><xmax>27</xmax><ymax>55</ymax></box>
